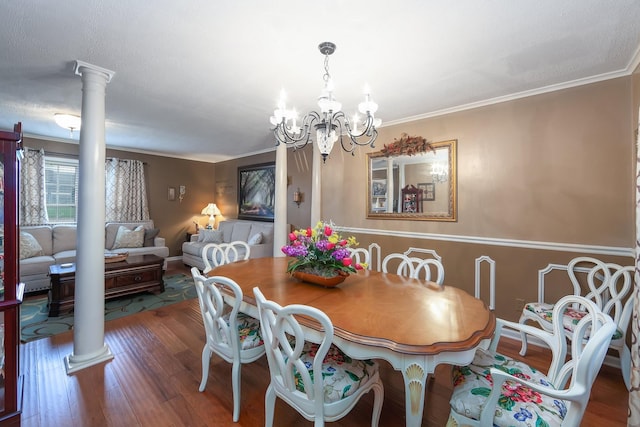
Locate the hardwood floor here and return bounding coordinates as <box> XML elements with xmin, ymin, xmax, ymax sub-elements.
<box><xmin>18</xmin><ymin>262</ymin><xmax>629</xmax><ymax>426</ymax></box>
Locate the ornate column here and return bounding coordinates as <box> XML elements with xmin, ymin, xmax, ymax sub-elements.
<box><xmin>64</xmin><ymin>60</ymin><xmax>115</xmax><ymax>374</ymax></box>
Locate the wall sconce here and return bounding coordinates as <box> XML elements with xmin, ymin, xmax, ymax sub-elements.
<box><xmin>179</xmin><ymin>185</ymin><xmax>186</xmax><ymax>203</ymax></box>
<box><xmin>293</xmin><ymin>188</ymin><xmax>303</xmax><ymax>207</ymax></box>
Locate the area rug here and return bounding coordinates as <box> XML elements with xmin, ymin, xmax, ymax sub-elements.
<box><xmin>20</xmin><ymin>273</ymin><xmax>196</xmax><ymax>343</ymax></box>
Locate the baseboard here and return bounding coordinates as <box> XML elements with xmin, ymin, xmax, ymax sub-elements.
<box><xmin>501</xmin><ymin>328</ymin><xmax>622</xmax><ymax>370</ymax></box>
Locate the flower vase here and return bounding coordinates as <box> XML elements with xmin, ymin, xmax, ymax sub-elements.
<box><xmin>291</xmin><ymin>270</ymin><xmax>347</xmax><ymax>288</ymax></box>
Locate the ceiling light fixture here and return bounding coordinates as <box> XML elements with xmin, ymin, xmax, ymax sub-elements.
<box><xmin>54</xmin><ymin>113</ymin><xmax>81</xmax><ymax>137</ymax></box>
<box><xmin>270</xmin><ymin>42</ymin><xmax>381</xmax><ymax>162</ymax></box>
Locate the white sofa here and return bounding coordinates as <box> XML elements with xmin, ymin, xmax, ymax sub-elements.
<box><xmin>182</xmin><ymin>219</ymin><xmax>274</xmax><ymax>271</ymax></box>
<box><xmin>20</xmin><ymin>220</ymin><xmax>169</xmax><ymax>294</ymax></box>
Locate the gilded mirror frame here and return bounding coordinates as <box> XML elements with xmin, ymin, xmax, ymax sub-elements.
<box><xmin>366</xmin><ymin>138</ymin><xmax>457</xmax><ymax>221</ymax></box>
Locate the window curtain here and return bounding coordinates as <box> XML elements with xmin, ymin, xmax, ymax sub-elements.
<box><xmin>630</xmin><ymin>113</ymin><xmax>640</xmax><ymax>427</ymax></box>
<box><xmin>19</xmin><ymin>147</ymin><xmax>49</xmax><ymax>225</ymax></box>
<box><xmin>105</xmin><ymin>158</ymin><xmax>150</xmax><ymax>222</ymax></box>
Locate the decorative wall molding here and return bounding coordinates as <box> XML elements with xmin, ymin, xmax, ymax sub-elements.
<box><xmin>335</xmin><ymin>226</ymin><xmax>634</xmax><ymax>259</ymax></box>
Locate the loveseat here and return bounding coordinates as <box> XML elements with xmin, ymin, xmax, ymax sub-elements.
<box><xmin>20</xmin><ymin>220</ymin><xmax>169</xmax><ymax>294</ymax></box>
<box><xmin>182</xmin><ymin>219</ymin><xmax>274</xmax><ymax>271</ymax></box>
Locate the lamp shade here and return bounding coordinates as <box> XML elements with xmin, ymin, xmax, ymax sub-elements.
<box><xmin>201</xmin><ymin>203</ymin><xmax>221</xmax><ymax>217</ymax></box>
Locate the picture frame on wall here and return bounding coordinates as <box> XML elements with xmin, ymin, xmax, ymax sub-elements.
<box><xmin>238</xmin><ymin>162</ymin><xmax>275</xmax><ymax>221</ymax></box>
<box><xmin>372</xmin><ymin>179</ymin><xmax>387</xmax><ymax>196</ymax></box>
<box><xmin>418</xmin><ymin>182</ymin><xmax>435</xmax><ymax>201</ymax></box>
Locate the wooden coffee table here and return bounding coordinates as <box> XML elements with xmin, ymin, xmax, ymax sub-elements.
<box><xmin>48</xmin><ymin>254</ymin><xmax>165</xmax><ymax>317</ymax></box>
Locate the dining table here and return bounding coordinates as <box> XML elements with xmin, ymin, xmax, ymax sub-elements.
<box><xmin>210</xmin><ymin>257</ymin><xmax>495</xmax><ymax>427</ymax></box>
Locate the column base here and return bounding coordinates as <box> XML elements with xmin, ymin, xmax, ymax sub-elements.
<box><xmin>64</xmin><ymin>344</ymin><xmax>114</xmax><ymax>375</ymax></box>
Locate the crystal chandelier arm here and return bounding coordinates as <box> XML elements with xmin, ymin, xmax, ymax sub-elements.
<box><xmin>273</xmin><ymin>111</ymin><xmax>320</xmax><ymax>148</ymax></box>
<box><xmin>331</xmin><ymin>111</ymin><xmax>378</xmax><ymax>154</ymax></box>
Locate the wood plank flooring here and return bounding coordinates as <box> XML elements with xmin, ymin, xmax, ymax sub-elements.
<box><xmin>18</xmin><ymin>262</ymin><xmax>629</xmax><ymax>426</ymax></box>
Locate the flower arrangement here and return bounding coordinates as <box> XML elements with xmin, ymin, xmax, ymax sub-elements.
<box><xmin>281</xmin><ymin>221</ymin><xmax>366</xmax><ymax>277</ymax></box>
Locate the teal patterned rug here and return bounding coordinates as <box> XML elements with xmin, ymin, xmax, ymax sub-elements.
<box><xmin>20</xmin><ymin>273</ymin><xmax>196</xmax><ymax>343</ymax></box>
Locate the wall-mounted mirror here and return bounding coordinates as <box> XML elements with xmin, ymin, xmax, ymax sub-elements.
<box><xmin>367</xmin><ymin>138</ymin><xmax>457</xmax><ymax>221</ymax></box>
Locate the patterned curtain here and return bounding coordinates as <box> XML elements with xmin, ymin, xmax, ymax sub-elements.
<box><xmin>105</xmin><ymin>158</ymin><xmax>149</xmax><ymax>222</ymax></box>
<box><xmin>19</xmin><ymin>147</ymin><xmax>49</xmax><ymax>225</ymax></box>
<box><xmin>631</xmin><ymin>111</ymin><xmax>640</xmax><ymax>427</ymax></box>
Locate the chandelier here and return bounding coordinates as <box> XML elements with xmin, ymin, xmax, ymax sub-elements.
<box><xmin>270</xmin><ymin>42</ymin><xmax>381</xmax><ymax>162</ymax></box>
<box><xmin>431</xmin><ymin>162</ymin><xmax>449</xmax><ymax>183</ymax></box>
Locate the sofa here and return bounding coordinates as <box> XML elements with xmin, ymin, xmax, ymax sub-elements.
<box><xmin>182</xmin><ymin>219</ymin><xmax>274</xmax><ymax>271</ymax></box>
<box><xmin>20</xmin><ymin>220</ymin><xmax>169</xmax><ymax>294</ymax></box>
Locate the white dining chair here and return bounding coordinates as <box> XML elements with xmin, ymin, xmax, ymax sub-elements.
<box><xmin>348</xmin><ymin>247</ymin><xmax>370</xmax><ymax>267</ymax></box>
<box><xmin>190</xmin><ymin>268</ymin><xmax>265</xmax><ymax>422</ymax></box>
<box><xmin>449</xmin><ymin>295</ymin><xmax>615</xmax><ymax>427</ymax></box>
<box><xmin>411</xmin><ymin>258</ymin><xmax>445</xmax><ymax>285</ymax></box>
<box><xmin>518</xmin><ymin>257</ymin><xmax>633</xmax><ymax>389</ymax></box>
<box><xmin>381</xmin><ymin>253</ymin><xmax>416</xmax><ymax>277</ymax></box>
<box><xmin>202</xmin><ymin>241</ymin><xmax>251</xmax><ymax>273</ymax></box>
<box><xmin>253</xmin><ymin>286</ymin><xmax>384</xmax><ymax>427</ymax></box>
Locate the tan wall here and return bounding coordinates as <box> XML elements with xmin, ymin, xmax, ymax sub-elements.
<box><xmin>323</xmin><ymin>77</ymin><xmax>634</xmax><ymax>246</ymax></box>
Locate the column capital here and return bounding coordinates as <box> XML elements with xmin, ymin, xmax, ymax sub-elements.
<box><xmin>74</xmin><ymin>60</ymin><xmax>115</xmax><ymax>83</ymax></box>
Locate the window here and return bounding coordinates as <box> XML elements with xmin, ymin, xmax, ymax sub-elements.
<box><xmin>44</xmin><ymin>157</ymin><xmax>79</xmax><ymax>223</ymax></box>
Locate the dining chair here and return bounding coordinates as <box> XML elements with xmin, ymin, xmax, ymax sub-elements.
<box><xmin>518</xmin><ymin>257</ymin><xmax>633</xmax><ymax>388</ymax></box>
<box><xmin>411</xmin><ymin>258</ymin><xmax>445</xmax><ymax>285</ymax></box>
<box><xmin>381</xmin><ymin>252</ymin><xmax>416</xmax><ymax>276</ymax></box>
<box><xmin>448</xmin><ymin>295</ymin><xmax>616</xmax><ymax>427</ymax></box>
<box><xmin>348</xmin><ymin>247</ymin><xmax>370</xmax><ymax>267</ymax></box>
<box><xmin>253</xmin><ymin>286</ymin><xmax>384</xmax><ymax>427</ymax></box>
<box><xmin>202</xmin><ymin>241</ymin><xmax>251</xmax><ymax>273</ymax></box>
<box><xmin>190</xmin><ymin>268</ymin><xmax>265</xmax><ymax>422</ymax></box>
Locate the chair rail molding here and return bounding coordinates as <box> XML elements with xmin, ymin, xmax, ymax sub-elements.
<box><xmin>334</xmin><ymin>226</ymin><xmax>633</xmax><ymax>258</ymax></box>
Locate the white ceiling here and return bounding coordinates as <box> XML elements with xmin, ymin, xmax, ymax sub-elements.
<box><xmin>1</xmin><ymin>1</ymin><xmax>639</xmax><ymax>163</ymax></box>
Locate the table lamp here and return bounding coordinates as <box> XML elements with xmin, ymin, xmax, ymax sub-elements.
<box><xmin>201</xmin><ymin>203</ymin><xmax>221</xmax><ymax>229</ymax></box>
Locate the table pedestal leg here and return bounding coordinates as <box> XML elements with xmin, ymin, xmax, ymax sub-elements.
<box><xmin>400</xmin><ymin>358</ymin><xmax>430</xmax><ymax>427</ymax></box>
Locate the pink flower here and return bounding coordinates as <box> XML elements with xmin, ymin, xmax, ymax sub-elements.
<box><xmin>306</xmin><ymin>227</ymin><xmax>312</xmax><ymax>237</ymax></box>
<box><xmin>288</xmin><ymin>232</ymin><xmax>296</xmax><ymax>241</ymax></box>
<box><xmin>339</xmin><ymin>239</ymin><xmax>347</xmax><ymax>246</ymax></box>
<box><xmin>326</xmin><ymin>242</ymin><xmax>335</xmax><ymax>250</ymax></box>
<box><xmin>355</xmin><ymin>264</ymin><xmax>363</xmax><ymax>270</ymax></box>
<box><xmin>324</xmin><ymin>225</ymin><xmax>333</xmax><ymax>236</ymax></box>
<box><xmin>342</xmin><ymin>258</ymin><xmax>353</xmax><ymax>266</ymax></box>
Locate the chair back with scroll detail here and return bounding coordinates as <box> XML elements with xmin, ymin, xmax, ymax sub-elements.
<box><xmin>518</xmin><ymin>256</ymin><xmax>633</xmax><ymax>389</ymax></box>
<box><xmin>202</xmin><ymin>241</ymin><xmax>251</xmax><ymax>274</ymax></box>
<box><xmin>253</xmin><ymin>286</ymin><xmax>384</xmax><ymax>427</ymax></box>
<box><xmin>190</xmin><ymin>268</ymin><xmax>264</xmax><ymax>422</ymax></box>
<box><xmin>411</xmin><ymin>258</ymin><xmax>445</xmax><ymax>285</ymax></box>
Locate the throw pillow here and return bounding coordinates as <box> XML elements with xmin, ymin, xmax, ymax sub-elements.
<box><xmin>143</xmin><ymin>228</ymin><xmax>160</xmax><ymax>247</ymax></box>
<box><xmin>200</xmin><ymin>229</ymin><xmax>223</xmax><ymax>244</ymax></box>
<box><xmin>19</xmin><ymin>232</ymin><xmax>44</xmax><ymax>260</ymax></box>
<box><xmin>247</xmin><ymin>232</ymin><xmax>263</xmax><ymax>245</ymax></box>
<box><xmin>112</xmin><ymin>225</ymin><xmax>145</xmax><ymax>249</ymax></box>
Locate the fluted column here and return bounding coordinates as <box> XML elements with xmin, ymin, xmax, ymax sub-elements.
<box><xmin>64</xmin><ymin>61</ymin><xmax>115</xmax><ymax>374</ymax></box>
<box><xmin>273</xmin><ymin>143</ymin><xmax>287</xmax><ymax>256</ymax></box>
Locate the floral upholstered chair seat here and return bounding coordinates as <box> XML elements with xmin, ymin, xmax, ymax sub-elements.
<box><xmin>220</xmin><ymin>311</ymin><xmax>263</xmax><ymax>350</ymax></box>
<box><xmin>450</xmin><ymin>347</ymin><xmax>567</xmax><ymax>427</ymax></box>
<box><xmin>289</xmin><ymin>341</ymin><xmax>379</xmax><ymax>404</ymax></box>
<box><xmin>524</xmin><ymin>302</ymin><xmax>623</xmax><ymax>340</ymax></box>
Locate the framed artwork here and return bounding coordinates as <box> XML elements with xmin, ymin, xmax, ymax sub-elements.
<box><xmin>167</xmin><ymin>187</ymin><xmax>176</xmax><ymax>201</ymax></box>
<box><xmin>238</xmin><ymin>162</ymin><xmax>275</xmax><ymax>221</ymax></box>
<box><xmin>418</xmin><ymin>182</ymin><xmax>435</xmax><ymax>201</ymax></box>
<box><xmin>372</xmin><ymin>179</ymin><xmax>387</xmax><ymax>197</ymax></box>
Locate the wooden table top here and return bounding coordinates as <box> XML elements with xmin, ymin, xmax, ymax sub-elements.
<box><xmin>212</xmin><ymin>257</ymin><xmax>495</xmax><ymax>355</ymax></box>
